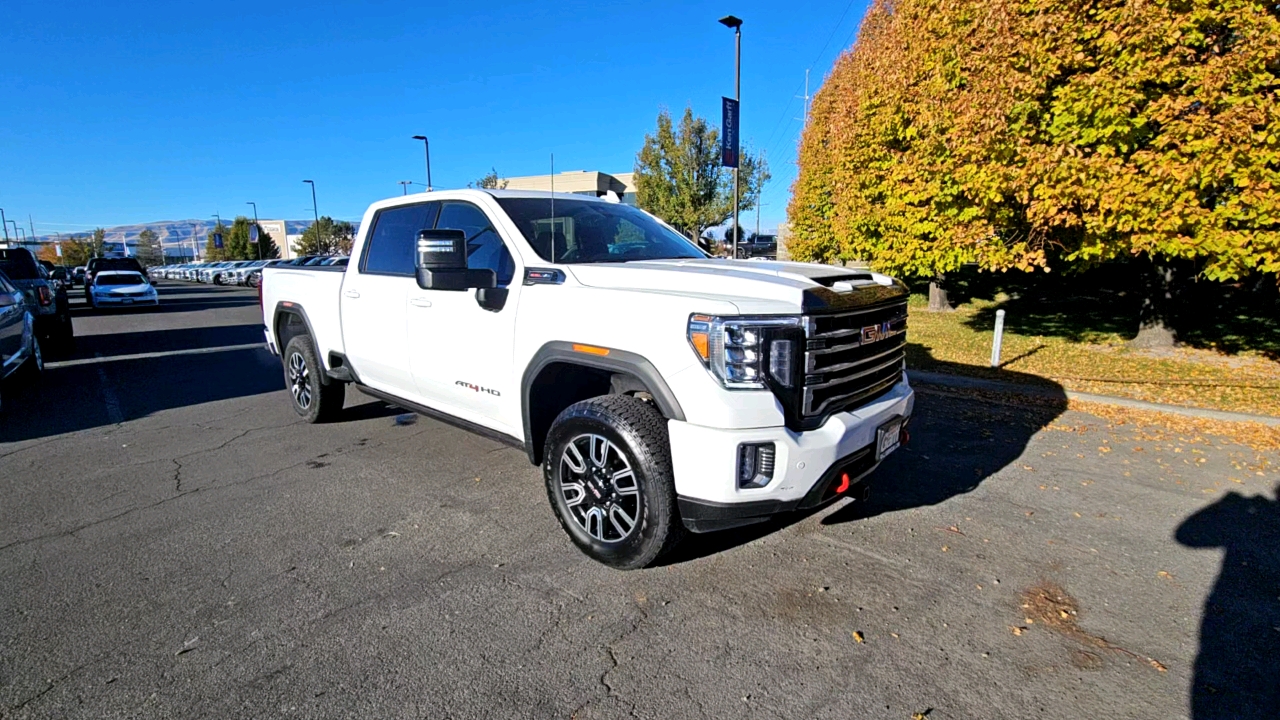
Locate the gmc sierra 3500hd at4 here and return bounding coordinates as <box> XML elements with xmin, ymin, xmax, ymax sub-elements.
<box><xmin>261</xmin><ymin>189</ymin><xmax>912</xmax><ymax>569</ymax></box>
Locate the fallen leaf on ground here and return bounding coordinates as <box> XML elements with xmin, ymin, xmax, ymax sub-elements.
<box><xmin>1011</xmin><ymin>626</ymin><xmax>1026</xmax><ymax>636</ymax></box>
<box><xmin>852</xmin><ymin>631</ymin><xmax>864</xmax><ymax>644</ymax></box>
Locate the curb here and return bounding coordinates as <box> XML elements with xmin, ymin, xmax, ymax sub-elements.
<box><xmin>910</xmin><ymin>370</ymin><xmax>1280</xmax><ymax>428</ymax></box>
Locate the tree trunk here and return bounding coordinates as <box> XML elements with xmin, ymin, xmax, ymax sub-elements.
<box><xmin>1130</xmin><ymin>259</ymin><xmax>1178</xmax><ymax>348</ymax></box>
<box><xmin>927</xmin><ymin>274</ymin><xmax>953</xmax><ymax>312</ymax></box>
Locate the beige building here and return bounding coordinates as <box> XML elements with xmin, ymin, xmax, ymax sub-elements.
<box><xmin>500</xmin><ymin>170</ymin><xmax>637</xmax><ymax>205</ymax></box>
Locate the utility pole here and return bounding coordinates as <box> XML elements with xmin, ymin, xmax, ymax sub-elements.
<box><xmin>303</xmin><ymin>180</ymin><xmax>320</xmax><ymax>251</ymax></box>
<box><xmin>719</xmin><ymin>15</ymin><xmax>743</xmax><ymax>260</ymax></box>
<box><xmin>411</xmin><ymin>136</ymin><xmax>432</xmax><ymax>191</ymax></box>
<box><xmin>247</xmin><ymin>201</ymin><xmax>261</xmax><ymax>260</ymax></box>
<box><xmin>801</xmin><ymin>69</ymin><xmax>811</xmax><ymax>125</ymax></box>
<box><xmin>399</xmin><ymin>180</ymin><xmax>412</xmax><ymax>195</ymax></box>
<box><xmin>27</xmin><ymin>215</ymin><xmax>36</xmax><ymax>247</ymax></box>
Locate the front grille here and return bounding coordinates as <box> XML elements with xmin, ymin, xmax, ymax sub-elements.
<box><xmin>802</xmin><ymin>299</ymin><xmax>908</xmax><ymax>418</ymax></box>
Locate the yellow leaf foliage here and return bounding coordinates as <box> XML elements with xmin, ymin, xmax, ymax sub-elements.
<box><xmin>789</xmin><ymin>0</ymin><xmax>1280</xmax><ymax>281</ymax></box>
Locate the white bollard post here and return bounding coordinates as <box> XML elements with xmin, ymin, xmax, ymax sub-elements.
<box><xmin>990</xmin><ymin>309</ymin><xmax>1006</xmax><ymax>368</ymax></box>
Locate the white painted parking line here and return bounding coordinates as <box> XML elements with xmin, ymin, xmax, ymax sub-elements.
<box><xmin>48</xmin><ymin>343</ymin><xmax>268</xmax><ymax>369</ymax></box>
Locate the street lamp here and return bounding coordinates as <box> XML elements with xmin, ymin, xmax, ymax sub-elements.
<box><xmin>719</xmin><ymin>14</ymin><xmax>743</xmax><ymax>259</ymax></box>
<box><xmin>246</xmin><ymin>201</ymin><xmax>262</xmax><ymax>260</ymax></box>
<box><xmin>411</xmin><ymin>135</ymin><xmax>432</xmax><ymax>191</ymax></box>
<box><xmin>0</xmin><ymin>208</ymin><xmax>8</xmax><ymax>242</ymax></box>
<box><xmin>399</xmin><ymin>180</ymin><xmax>413</xmax><ymax>195</ymax></box>
<box><xmin>303</xmin><ymin>180</ymin><xmax>320</xmax><ymax>249</ymax></box>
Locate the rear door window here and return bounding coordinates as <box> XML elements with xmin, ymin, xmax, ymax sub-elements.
<box><xmin>362</xmin><ymin>202</ymin><xmax>440</xmax><ymax>276</ymax></box>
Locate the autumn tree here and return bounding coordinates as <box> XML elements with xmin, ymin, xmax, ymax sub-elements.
<box><xmin>635</xmin><ymin>106</ymin><xmax>770</xmax><ymax>248</ymax></box>
<box><xmin>203</xmin><ymin>221</ymin><xmax>230</xmax><ymax>261</ymax></box>
<box><xmin>789</xmin><ymin>0</ymin><xmax>1280</xmax><ymax>343</ymax></box>
<box><xmin>58</xmin><ymin>237</ymin><xmax>95</xmax><ymax>267</ymax></box>
<box><xmin>469</xmin><ymin>168</ymin><xmax>508</xmax><ymax>189</ymax></box>
<box><xmin>135</xmin><ymin>229</ymin><xmax>164</xmax><ymax>267</ymax></box>
<box><xmin>293</xmin><ymin>216</ymin><xmax>354</xmax><ymax>256</ymax></box>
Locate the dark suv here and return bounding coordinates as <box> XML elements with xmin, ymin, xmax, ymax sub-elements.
<box><xmin>0</xmin><ymin>248</ymin><xmax>74</xmax><ymax>353</ymax></box>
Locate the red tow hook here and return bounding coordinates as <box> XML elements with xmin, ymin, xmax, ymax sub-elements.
<box><xmin>834</xmin><ymin>472</ymin><xmax>851</xmax><ymax>495</ymax></box>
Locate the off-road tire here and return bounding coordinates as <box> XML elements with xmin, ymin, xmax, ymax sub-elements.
<box><xmin>282</xmin><ymin>335</ymin><xmax>344</xmax><ymax>423</ymax></box>
<box><xmin>543</xmin><ymin>394</ymin><xmax>684</xmax><ymax>570</ymax></box>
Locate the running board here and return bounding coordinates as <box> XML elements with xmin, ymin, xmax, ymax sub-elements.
<box><xmin>353</xmin><ymin>384</ymin><xmax>525</xmax><ymax>452</ymax></box>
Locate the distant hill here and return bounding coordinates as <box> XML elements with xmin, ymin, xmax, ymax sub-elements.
<box><xmin>28</xmin><ymin>219</ymin><xmax>359</xmax><ymax>255</ymax></box>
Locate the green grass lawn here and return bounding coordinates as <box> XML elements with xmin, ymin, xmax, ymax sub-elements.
<box><xmin>904</xmin><ymin>294</ymin><xmax>1280</xmax><ymax>417</ymax></box>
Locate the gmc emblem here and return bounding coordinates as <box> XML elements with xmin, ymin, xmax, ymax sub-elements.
<box><xmin>860</xmin><ymin>321</ymin><xmax>893</xmax><ymax>345</ymax></box>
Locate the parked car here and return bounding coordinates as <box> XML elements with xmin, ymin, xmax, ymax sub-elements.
<box><xmin>0</xmin><ymin>248</ymin><xmax>74</xmax><ymax>353</ymax></box>
<box><xmin>734</xmin><ymin>235</ymin><xmax>778</xmax><ymax>260</ymax></box>
<box><xmin>87</xmin><ymin>270</ymin><xmax>159</xmax><ymax>309</ymax></box>
<box><xmin>0</xmin><ymin>268</ymin><xmax>43</xmax><ymax>410</ymax></box>
<box><xmin>261</xmin><ymin>189</ymin><xmax>912</xmax><ymax>569</ymax></box>
<box><xmin>85</xmin><ymin>257</ymin><xmax>148</xmax><ymax>289</ymax></box>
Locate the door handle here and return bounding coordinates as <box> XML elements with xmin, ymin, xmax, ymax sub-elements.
<box><xmin>409</xmin><ymin>297</ymin><xmax>432</xmax><ymax>308</ymax></box>
<box><xmin>343</xmin><ymin>290</ymin><xmax>361</xmax><ymax>299</ymax></box>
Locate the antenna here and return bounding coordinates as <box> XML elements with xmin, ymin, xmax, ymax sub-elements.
<box><xmin>795</xmin><ymin>69</ymin><xmax>811</xmax><ymax>124</ymax></box>
<box><xmin>550</xmin><ymin>153</ymin><xmax>556</xmax><ymax>262</ymax></box>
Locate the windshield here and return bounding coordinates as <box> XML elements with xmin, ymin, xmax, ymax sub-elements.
<box><xmin>494</xmin><ymin>198</ymin><xmax>705</xmax><ymax>264</ymax></box>
<box><xmin>97</xmin><ymin>273</ymin><xmax>146</xmax><ymax>286</ymax></box>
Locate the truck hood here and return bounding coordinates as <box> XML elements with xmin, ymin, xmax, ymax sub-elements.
<box><xmin>565</xmin><ymin>259</ymin><xmax>908</xmax><ymax>314</ymax></box>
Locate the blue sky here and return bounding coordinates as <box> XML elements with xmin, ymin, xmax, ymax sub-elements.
<box><xmin>0</xmin><ymin>0</ymin><xmax>870</xmax><ymax>237</ymax></box>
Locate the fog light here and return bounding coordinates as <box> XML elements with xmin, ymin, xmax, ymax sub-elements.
<box><xmin>737</xmin><ymin>442</ymin><xmax>776</xmax><ymax>489</ymax></box>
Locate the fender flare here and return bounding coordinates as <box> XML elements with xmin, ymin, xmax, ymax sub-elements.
<box><xmin>520</xmin><ymin>341</ymin><xmax>685</xmax><ymax>464</ymax></box>
<box><xmin>271</xmin><ymin>302</ymin><xmax>333</xmax><ymax>384</ymax></box>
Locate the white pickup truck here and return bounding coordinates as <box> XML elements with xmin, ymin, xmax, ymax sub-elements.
<box><xmin>261</xmin><ymin>189</ymin><xmax>913</xmax><ymax>569</ymax></box>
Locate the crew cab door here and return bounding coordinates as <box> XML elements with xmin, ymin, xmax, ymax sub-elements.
<box><xmin>407</xmin><ymin>200</ymin><xmax>523</xmax><ymax>435</ymax></box>
<box><xmin>0</xmin><ymin>275</ymin><xmax>24</xmax><ymax>365</ymax></box>
<box><xmin>340</xmin><ymin>201</ymin><xmax>440</xmax><ymax>398</ymax></box>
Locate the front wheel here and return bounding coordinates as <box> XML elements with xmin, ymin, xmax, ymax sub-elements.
<box><xmin>282</xmin><ymin>335</ymin><xmax>344</xmax><ymax>423</ymax></box>
<box><xmin>543</xmin><ymin>394</ymin><xmax>684</xmax><ymax>570</ymax></box>
<box><xmin>16</xmin><ymin>333</ymin><xmax>43</xmax><ymax>381</ymax></box>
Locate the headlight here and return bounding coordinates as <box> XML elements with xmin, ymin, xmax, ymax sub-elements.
<box><xmin>688</xmin><ymin>314</ymin><xmax>801</xmax><ymax>390</ymax></box>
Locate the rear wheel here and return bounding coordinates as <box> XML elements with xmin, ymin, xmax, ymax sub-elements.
<box><xmin>16</xmin><ymin>333</ymin><xmax>43</xmax><ymax>381</ymax></box>
<box><xmin>543</xmin><ymin>394</ymin><xmax>683</xmax><ymax>570</ymax></box>
<box><xmin>282</xmin><ymin>334</ymin><xmax>344</xmax><ymax>423</ymax></box>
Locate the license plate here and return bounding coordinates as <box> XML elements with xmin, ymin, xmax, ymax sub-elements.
<box><xmin>876</xmin><ymin>418</ymin><xmax>903</xmax><ymax>460</ymax></box>
<box><xmin>122</xmin><ymin>298</ymin><xmax>133</xmax><ymax>304</ymax></box>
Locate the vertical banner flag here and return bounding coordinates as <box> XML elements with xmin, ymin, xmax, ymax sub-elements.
<box><xmin>55</xmin><ymin>244</ymin><xmax>63</xmax><ymax>258</ymax></box>
<box><xmin>250</xmin><ymin>223</ymin><xmax>259</xmax><ymax>244</ymax></box>
<box><xmin>721</xmin><ymin>96</ymin><xmax>740</xmax><ymax>168</ymax></box>
<box><xmin>213</xmin><ymin>232</ymin><xmax>224</xmax><ymax>249</ymax></box>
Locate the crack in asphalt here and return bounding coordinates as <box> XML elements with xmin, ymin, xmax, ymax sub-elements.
<box><xmin>0</xmin><ymin>427</ymin><xmax>376</xmax><ymax>550</ymax></box>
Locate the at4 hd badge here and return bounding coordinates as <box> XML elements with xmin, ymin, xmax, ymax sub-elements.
<box><xmin>456</xmin><ymin>381</ymin><xmax>500</xmax><ymax>397</ymax></box>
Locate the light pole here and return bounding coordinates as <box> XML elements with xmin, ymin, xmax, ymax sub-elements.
<box><xmin>0</xmin><ymin>208</ymin><xmax>8</xmax><ymax>242</ymax></box>
<box><xmin>5</xmin><ymin>219</ymin><xmax>16</xmax><ymax>244</ymax></box>
<box><xmin>399</xmin><ymin>180</ymin><xmax>412</xmax><ymax>195</ymax></box>
<box><xmin>303</xmin><ymin>180</ymin><xmax>320</xmax><ymax>250</ymax></box>
<box><xmin>246</xmin><ymin>201</ymin><xmax>261</xmax><ymax>260</ymax></box>
<box><xmin>719</xmin><ymin>14</ymin><xmax>743</xmax><ymax>259</ymax></box>
<box><xmin>410</xmin><ymin>136</ymin><xmax>432</xmax><ymax>191</ymax></box>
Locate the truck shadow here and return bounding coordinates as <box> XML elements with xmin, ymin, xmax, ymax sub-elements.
<box><xmin>663</xmin><ymin>352</ymin><xmax>1068</xmax><ymax>565</ymax></box>
<box><xmin>1175</xmin><ymin>484</ymin><xmax>1280</xmax><ymax>719</ymax></box>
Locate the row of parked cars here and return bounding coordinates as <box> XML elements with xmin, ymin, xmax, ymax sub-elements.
<box><xmin>154</xmin><ymin>256</ymin><xmax>349</xmax><ymax>288</ymax></box>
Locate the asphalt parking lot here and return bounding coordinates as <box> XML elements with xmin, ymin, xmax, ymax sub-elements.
<box><xmin>1</xmin><ymin>281</ymin><xmax>1276</xmax><ymax>719</ymax></box>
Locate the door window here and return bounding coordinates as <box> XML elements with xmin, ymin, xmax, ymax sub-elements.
<box><xmin>362</xmin><ymin>202</ymin><xmax>440</xmax><ymax>276</ymax></box>
<box><xmin>435</xmin><ymin>202</ymin><xmax>515</xmax><ymax>287</ymax></box>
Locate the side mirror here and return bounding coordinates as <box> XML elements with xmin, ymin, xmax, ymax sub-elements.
<box><xmin>414</xmin><ymin>229</ymin><xmax>496</xmax><ymax>291</ymax></box>
<box><xmin>0</xmin><ymin>292</ymin><xmax>16</xmax><ymax>308</ymax></box>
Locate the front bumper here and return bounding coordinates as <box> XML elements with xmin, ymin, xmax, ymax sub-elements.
<box><xmin>668</xmin><ymin>377</ymin><xmax>914</xmax><ymax>532</ymax></box>
<box><xmin>93</xmin><ymin>294</ymin><xmax>158</xmax><ymax>306</ymax></box>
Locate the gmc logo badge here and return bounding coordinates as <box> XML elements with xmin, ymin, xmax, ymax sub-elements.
<box><xmin>860</xmin><ymin>321</ymin><xmax>893</xmax><ymax>345</ymax></box>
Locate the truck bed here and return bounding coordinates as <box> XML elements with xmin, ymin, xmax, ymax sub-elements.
<box><xmin>261</xmin><ymin>265</ymin><xmax>347</xmax><ymax>364</ymax></box>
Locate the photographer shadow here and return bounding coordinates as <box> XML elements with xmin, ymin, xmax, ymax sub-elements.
<box><xmin>1175</xmin><ymin>484</ymin><xmax>1280</xmax><ymax>719</ymax></box>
